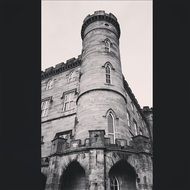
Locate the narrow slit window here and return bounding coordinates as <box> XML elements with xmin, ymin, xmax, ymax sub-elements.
<box><xmin>105</xmin><ymin>39</ymin><xmax>111</xmax><ymax>52</ymax></box>
<box><xmin>133</xmin><ymin>120</ymin><xmax>138</xmax><ymax>136</ymax></box>
<box><xmin>127</xmin><ymin>111</ymin><xmax>130</xmax><ymax>127</ymax></box>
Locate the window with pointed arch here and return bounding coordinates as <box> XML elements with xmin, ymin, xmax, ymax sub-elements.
<box><xmin>126</xmin><ymin>110</ymin><xmax>131</xmax><ymax>127</ymax></box>
<box><xmin>107</xmin><ymin>112</ymin><xmax>115</xmax><ymax>144</ymax></box>
<box><xmin>110</xmin><ymin>176</ymin><xmax>120</xmax><ymax>190</ymax></box>
<box><xmin>139</xmin><ymin>127</ymin><xmax>143</xmax><ymax>135</ymax></box>
<box><xmin>68</xmin><ymin>70</ymin><xmax>78</xmax><ymax>83</ymax></box>
<box><xmin>105</xmin><ymin>64</ymin><xmax>111</xmax><ymax>84</ymax></box>
<box><xmin>104</xmin><ymin>38</ymin><xmax>111</xmax><ymax>52</ymax></box>
<box><xmin>46</xmin><ymin>79</ymin><xmax>54</xmax><ymax>90</ymax></box>
<box><xmin>133</xmin><ymin>119</ymin><xmax>138</xmax><ymax>136</ymax></box>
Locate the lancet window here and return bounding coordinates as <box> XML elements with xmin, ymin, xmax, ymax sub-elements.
<box><xmin>105</xmin><ymin>64</ymin><xmax>111</xmax><ymax>84</ymax></box>
<box><xmin>46</xmin><ymin>79</ymin><xmax>54</xmax><ymax>90</ymax></box>
<box><xmin>107</xmin><ymin>112</ymin><xmax>115</xmax><ymax>143</ymax></box>
<box><xmin>104</xmin><ymin>38</ymin><xmax>111</xmax><ymax>52</ymax></box>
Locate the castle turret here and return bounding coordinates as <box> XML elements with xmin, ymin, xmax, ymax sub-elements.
<box><xmin>41</xmin><ymin>11</ymin><xmax>153</xmax><ymax>190</ymax></box>
<box><xmin>76</xmin><ymin>11</ymin><xmax>130</xmax><ymax>143</ymax></box>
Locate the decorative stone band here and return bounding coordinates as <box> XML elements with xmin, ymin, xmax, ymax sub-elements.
<box><xmin>76</xmin><ymin>88</ymin><xmax>127</xmax><ymax>104</ymax></box>
<box><xmin>81</xmin><ymin>11</ymin><xmax>121</xmax><ymax>40</ymax></box>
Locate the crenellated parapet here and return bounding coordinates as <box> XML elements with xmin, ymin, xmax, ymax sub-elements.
<box><xmin>81</xmin><ymin>10</ymin><xmax>120</xmax><ymax>40</ymax></box>
<box><xmin>41</xmin><ymin>55</ymin><xmax>81</xmax><ymax>80</ymax></box>
<box><xmin>142</xmin><ymin>106</ymin><xmax>153</xmax><ymax>114</ymax></box>
<box><xmin>43</xmin><ymin>130</ymin><xmax>152</xmax><ymax>166</ymax></box>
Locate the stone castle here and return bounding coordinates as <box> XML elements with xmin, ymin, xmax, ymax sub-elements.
<box><xmin>41</xmin><ymin>10</ymin><xmax>153</xmax><ymax>190</ymax></box>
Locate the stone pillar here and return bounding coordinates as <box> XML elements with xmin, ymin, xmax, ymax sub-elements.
<box><xmin>88</xmin><ymin>130</ymin><xmax>105</xmax><ymax>190</ymax></box>
<box><xmin>129</xmin><ymin>154</ymin><xmax>153</xmax><ymax>190</ymax></box>
<box><xmin>89</xmin><ymin>149</ymin><xmax>105</xmax><ymax>190</ymax></box>
<box><xmin>45</xmin><ymin>156</ymin><xmax>61</xmax><ymax>190</ymax></box>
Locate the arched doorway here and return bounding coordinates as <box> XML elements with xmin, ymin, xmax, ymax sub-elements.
<box><xmin>109</xmin><ymin>160</ymin><xmax>137</xmax><ymax>190</ymax></box>
<box><xmin>60</xmin><ymin>161</ymin><xmax>86</xmax><ymax>190</ymax></box>
<box><xmin>41</xmin><ymin>173</ymin><xmax>47</xmax><ymax>190</ymax></box>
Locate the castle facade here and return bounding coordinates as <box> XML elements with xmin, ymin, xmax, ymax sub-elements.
<box><xmin>41</xmin><ymin>11</ymin><xmax>153</xmax><ymax>190</ymax></box>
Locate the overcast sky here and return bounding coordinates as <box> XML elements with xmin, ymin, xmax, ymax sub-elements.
<box><xmin>42</xmin><ymin>0</ymin><xmax>152</xmax><ymax>108</ymax></box>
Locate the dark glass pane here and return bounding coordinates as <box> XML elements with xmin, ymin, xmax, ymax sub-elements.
<box><xmin>106</xmin><ymin>67</ymin><xmax>110</xmax><ymax>74</ymax></box>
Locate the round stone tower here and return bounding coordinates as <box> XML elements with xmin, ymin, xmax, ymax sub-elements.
<box><xmin>76</xmin><ymin>11</ymin><xmax>130</xmax><ymax>143</ymax></box>
<box><xmin>42</xmin><ymin>11</ymin><xmax>153</xmax><ymax>190</ymax></box>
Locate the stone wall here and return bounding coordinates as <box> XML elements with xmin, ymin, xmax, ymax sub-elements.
<box><xmin>41</xmin><ymin>10</ymin><xmax>152</xmax><ymax>190</ymax></box>
<box><xmin>41</xmin><ymin>66</ymin><xmax>80</xmax><ymax>157</ymax></box>
<box><xmin>41</xmin><ymin>130</ymin><xmax>152</xmax><ymax>190</ymax></box>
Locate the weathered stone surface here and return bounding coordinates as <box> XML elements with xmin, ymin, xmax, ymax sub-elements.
<box><xmin>41</xmin><ymin>10</ymin><xmax>152</xmax><ymax>190</ymax></box>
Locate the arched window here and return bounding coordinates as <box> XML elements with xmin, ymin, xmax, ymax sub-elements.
<box><xmin>105</xmin><ymin>64</ymin><xmax>111</xmax><ymax>84</ymax></box>
<box><xmin>68</xmin><ymin>71</ymin><xmax>78</xmax><ymax>83</ymax></box>
<box><xmin>105</xmin><ymin>38</ymin><xmax>111</xmax><ymax>52</ymax></box>
<box><xmin>126</xmin><ymin>111</ymin><xmax>130</xmax><ymax>127</ymax></box>
<box><xmin>110</xmin><ymin>176</ymin><xmax>120</xmax><ymax>190</ymax></box>
<box><xmin>107</xmin><ymin>112</ymin><xmax>115</xmax><ymax>143</ymax></box>
<box><xmin>133</xmin><ymin>119</ymin><xmax>138</xmax><ymax>136</ymax></box>
<box><xmin>46</xmin><ymin>79</ymin><xmax>54</xmax><ymax>90</ymax></box>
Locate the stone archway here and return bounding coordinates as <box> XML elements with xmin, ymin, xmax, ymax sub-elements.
<box><xmin>60</xmin><ymin>161</ymin><xmax>86</xmax><ymax>190</ymax></box>
<box><xmin>109</xmin><ymin>160</ymin><xmax>137</xmax><ymax>190</ymax></box>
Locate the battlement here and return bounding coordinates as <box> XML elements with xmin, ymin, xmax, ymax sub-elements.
<box><xmin>142</xmin><ymin>106</ymin><xmax>153</xmax><ymax>113</ymax></box>
<box><xmin>83</xmin><ymin>10</ymin><xmax>118</xmax><ymax>23</ymax></box>
<box><xmin>81</xmin><ymin>10</ymin><xmax>120</xmax><ymax>40</ymax></box>
<box><xmin>46</xmin><ymin>130</ymin><xmax>152</xmax><ymax>164</ymax></box>
<box><xmin>41</xmin><ymin>55</ymin><xmax>81</xmax><ymax>80</ymax></box>
<box><xmin>41</xmin><ymin>130</ymin><xmax>151</xmax><ymax>167</ymax></box>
